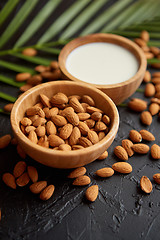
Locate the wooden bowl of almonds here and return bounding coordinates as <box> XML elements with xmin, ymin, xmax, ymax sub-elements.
<box><xmin>11</xmin><ymin>81</ymin><xmax>119</xmax><ymax>169</ymax></box>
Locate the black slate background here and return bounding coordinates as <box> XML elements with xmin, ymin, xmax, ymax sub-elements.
<box><xmin>0</xmin><ymin>0</ymin><xmax>160</xmax><ymax>239</ymax></box>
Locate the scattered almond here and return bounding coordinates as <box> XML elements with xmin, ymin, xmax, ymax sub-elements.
<box><xmin>144</xmin><ymin>83</ymin><xmax>155</xmax><ymax>97</ymax></box>
<box><xmin>114</xmin><ymin>146</ymin><xmax>128</xmax><ymax>161</ymax></box>
<box><xmin>143</xmin><ymin>70</ymin><xmax>151</xmax><ymax>83</ymax></box>
<box><xmin>3</xmin><ymin>103</ymin><xmax>14</xmax><ymax>112</ymax></box>
<box><xmin>27</xmin><ymin>166</ymin><xmax>38</xmax><ymax>183</ymax></box>
<box><xmin>68</xmin><ymin>167</ymin><xmax>86</xmax><ymax>178</ymax></box>
<box><xmin>139</xmin><ymin>130</ymin><xmax>155</xmax><ymax>141</ymax></box>
<box><xmin>73</xmin><ymin>175</ymin><xmax>91</xmax><ymax>186</ymax></box>
<box><xmin>85</xmin><ymin>185</ymin><xmax>98</xmax><ymax>202</ymax></box>
<box><xmin>39</xmin><ymin>185</ymin><xmax>55</xmax><ymax>201</ymax></box>
<box><xmin>140</xmin><ymin>111</ymin><xmax>152</xmax><ymax>125</ymax></box>
<box><xmin>2</xmin><ymin>173</ymin><xmax>16</xmax><ymax>189</ymax></box>
<box><xmin>22</xmin><ymin>48</ymin><xmax>37</xmax><ymax>56</ymax></box>
<box><xmin>153</xmin><ymin>173</ymin><xmax>160</xmax><ymax>184</ymax></box>
<box><xmin>149</xmin><ymin>103</ymin><xmax>159</xmax><ymax>115</ymax></box>
<box><xmin>17</xmin><ymin>145</ymin><xmax>26</xmax><ymax>159</ymax></box>
<box><xmin>122</xmin><ymin>139</ymin><xmax>134</xmax><ymax>157</ymax></box>
<box><xmin>129</xmin><ymin>130</ymin><xmax>142</xmax><ymax>143</ymax></box>
<box><xmin>132</xmin><ymin>144</ymin><xmax>149</xmax><ymax>154</ymax></box>
<box><xmin>0</xmin><ymin>134</ymin><xmax>11</xmax><ymax>149</ymax></box>
<box><xmin>140</xmin><ymin>176</ymin><xmax>152</xmax><ymax>193</ymax></box>
<box><xmin>128</xmin><ymin>98</ymin><xmax>147</xmax><ymax>112</ymax></box>
<box><xmin>151</xmin><ymin>144</ymin><xmax>160</xmax><ymax>159</ymax></box>
<box><xmin>16</xmin><ymin>72</ymin><xmax>31</xmax><ymax>82</ymax></box>
<box><xmin>140</xmin><ymin>30</ymin><xmax>150</xmax><ymax>42</ymax></box>
<box><xmin>16</xmin><ymin>172</ymin><xmax>30</xmax><ymax>187</ymax></box>
<box><xmin>30</xmin><ymin>181</ymin><xmax>47</xmax><ymax>194</ymax></box>
<box><xmin>112</xmin><ymin>162</ymin><xmax>132</xmax><ymax>174</ymax></box>
<box><xmin>97</xmin><ymin>151</ymin><xmax>108</xmax><ymax>160</ymax></box>
<box><xmin>13</xmin><ymin>161</ymin><xmax>27</xmax><ymax>178</ymax></box>
<box><xmin>96</xmin><ymin>168</ymin><xmax>114</xmax><ymax>177</ymax></box>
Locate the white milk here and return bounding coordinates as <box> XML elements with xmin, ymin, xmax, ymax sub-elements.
<box><xmin>66</xmin><ymin>42</ymin><xmax>139</xmax><ymax>85</ymax></box>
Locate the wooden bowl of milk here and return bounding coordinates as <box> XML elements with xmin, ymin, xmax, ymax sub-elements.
<box><xmin>59</xmin><ymin>33</ymin><xmax>147</xmax><ymax>105</ymax></box>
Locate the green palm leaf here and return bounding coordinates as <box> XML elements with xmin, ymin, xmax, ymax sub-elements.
<box><xmin>0</xmin><ymin>0</ymin><xmax>19</xmax><ymax>27</ymax></box>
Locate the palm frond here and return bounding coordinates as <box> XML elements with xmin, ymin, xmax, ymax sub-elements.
<box><xmin>0</xmin><ymin>0</ymin><xmax>19</xmax><ymax>27</ymax></box>
<box><xmin>0</xmin><ymin>60</ymin><xmax>35</xmax><ymax>74</ymax></box>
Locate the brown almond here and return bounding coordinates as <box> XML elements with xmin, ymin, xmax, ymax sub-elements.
<box><xmin>144</xmin><ymin>83</ymin><xmax>155</xmax><ymax>97</ymax></box>
<box><xmin>141</xmin><ymin>46</ymin><xmax>150</xmax><ymax>52</ymax></box>
<box><xmin>51</xmin><ymin>115</ymin><xmax>67</xmax><ymax>126</ymax></box>
<box><xmin>26</xmin><ymin>106</ymin><xmax>45</xmax><ymax>118</ymax></box>
<box><xmin>81</xmin><ymin>102</ymin><xmax>89</xmax><ymax>112</ymax></box>
<box><xmin>39</xmin><ymin>185</ymin><xmax>55</xmax><ymax>201</ymax></box>
<box><xmin>22</xmin><ymin>48</ymin><xmax>37</xmax><ymax>56</ymax></box>
<box><xmin>82</xmin><ymin>95</ymin><xmax>95</xmax><ymax>106</ymax></box>
<box><xmin>27</xmin><ymin>166</ymin><xmax>38</xmax><ymax>183</ymax></box>
<box><xmin>28</xmin><ymin>130</ymin><xmax>38</xmax><ymax>144</ymax></box>
<box><xmin>128</xmin><ymin>98</ymin><xmax>147</xmax><ymax>112</ymax></box>
<box><xmin>85</xmin><ymin>185</ymin><xmax>98</xmax><ymax>202</ymax></box>
<box><xmin>155</xmin><ymin>84</ymin><xmax>160</xmax><ymax>92</ymax></box>
<box><xmin>149</xmin><ymin>103</ymin><xmax>159</xmax><ymax>115</ymax></box>
<box><xmin>151</xmin><ymin>144</ymin><xmax>160</xmax><ymax>159</ymax></box>
<box><xmin>97</xmin><ymin>151</ymin><xmax>108</xmax><ymax>160</ymax></box>
<box><xmin>88</xmin><ymin>130</ymin><xmax>99</xmax><ymax>144</ymax></box>
<box><xmin>39</xmin><ymin>94</ymin><xmax>51</xmax><ymax>108</ymax></box>
<box><xmin>68</xmin><ymin>167</ymin><xmax>86</xmax><ymax>178</ymax></box>
<box><xmin>96</xmin><ymin>167</ymin><xmax>114</xmax><ymax>177</ymax></box>
<box><xmin>86</xmin><ymin>106</ymin><xmax>103</xmax><ymax>114</ymax></box>
<box><xmin>95</xmin><ymin>121</ymin><xmax>107</xmax><ymax>132</ymax></box>
<box><xmin>59</xmin><ymin>123</ymin><xmax>73</xmax><ymax>139</ymax></box>
<box><xmin>30</xmin><ymin>181</ymin><xmax>47</xmax><ymax>194</ymax></box>
<box><xmin>122</xmin><ymin>139</ymin><xmax>134</xmax><ymax>157</ymax></box>
<box><xmin>21</xmin><ymin>117</ymin><xmax>32</xmax><ymax>126</ymax></box>
<box><xmin>69</xmin><ymin>97</ymin><xmax>85</xmax><ymax>113</ymax></box>
<box><xmin>91</xmin><ymin>112</ymin><xmax>102</xmax><ymax>121</ymax></box>
<box><xmin>155</xmin><ymin>91</ymin><xmax>160</xmax><ymax>99</ymax></box>
<box><xmin>46</xmin><ymin>121</ymin><xmax>57</xmax><ymax>135</ymax></box>
<box><xmin>35</xmin><ymin>126</ymin><xmax>46</xmax><ymax>137</ymax></box>
<box><xmin>72</xmin><ymin>145</ymin><xmax>84</xmax><ymax>150</ymax></box>
<box><xmin>27</xmin><ymin>75</ymin><xmax>42</xmax><ymax>85</ymax></box>
<box><xmin>35</xmin><ymin>65</ymin><xmax>48</xmax><ymax>73</ymax></box>
<box><xmin>3</xmin><ymin>103</ymin><xmax>14</xmax><ymax>112</ymax></box>
<box><xmin>68</xmin><ymin>95</ymin><xmax>81</xmax><ymax>101</ymax></box>
<box><xmin>144</xmin><ymin>52</ymin><xmax>154</xmax><ymax>59</ymax></box>
<box><xmin>140</xmin><ymin>30</ymin><xmax>150</xmax><ymax>42</ymax></box>
<box><xmin>112</xmin><ymin>162</ymin><xmax>132</xmax><ymax>174</ymax></box>
<box><xmin>50</xmin><ymin>61</ymin><xmax>59</xmax><ymax>69</ymax></box>
<box><xmin>139</xmin><ymin>130</ymin><xmax>155</xmax><ymax>141</ymax></box>
<box><xmin>152</xmin><ymin>77</ymin><xmax>160</xmax><ymax>84</ymax></box>
<box><xmin>134</xmin><ymin>38</ymin><xmax>147</xmax><ymax>47</ymax></box>
<box><xmin>114</xmin><ymin>146</ymin><xmax>128</xmax><ymax>161</ymax></box>
<box><xmin>48</xmin><ymin>134</ymin><xmax>64</xmax><ymax>147</ymax></box>
<box><xmin>16</xmin><ymin>72</ymin><xmax>31</xmax><ymax>82</ymax></box>
<box><xmin>98</xmin><ymin>132</ymin><xmax>105</xmax><ymax>141</ymax></box>
<box><xmin>150</xmin><ymin>46</ymin><xmax>160</xmax><ymax>56</ymax></box>
<box><xmin>153</xmin><ymin>173</ymin><xmax>160</xmax><ymax>184</ymax></box>
<box><xmin>38</xmin><ymin>136</ymin><xmax>49</xmax><ymax>148</ymax></box>
<box><xmin>0</xmin><ymin>134</ymin><xmax>11</xmax><ymax>149</ymax></box>
<box><xmin>34</xmin><ymin>102</ymin><xmax>44</xmax><ymax>109</ymax></box>
<box><xmin>16</xmin><ymin>172</ymin><xmax>30</xmax><ymax>187</ymax></box>
<box><xmin>140</xmin><ymin>111</ymin><xmax>152</xmax><ymax>125</ymax></box>
<box><xmin>21</xmin><ymin>124</ymin><xmax>26</xmax><ymax>134</ymax></box>
<box><xmin>129</xmin><ymin>130</ymin><xmax>142</xmax><ymax>143</ymax></box>
<box><xmin>49</xmin><ymin>107</ymin><xmax>59</xmax><ymax>117</ymax></box>
<box><xmin>78</xmin><ymin>121</ymin><xmax>90</xmax><ymax>135</ymax></box>
<box><xmin>84</xmin><ymin>119</ymin><xmax>95</xmax><ymax>129</ymax></box>
<box><xmin>77</xmin><ymin>113</ymin><xmax>90</xmax><ymax>121</ymax></box>
<box><xmin>51</xmin><ymin>92</ymin><xmax>68</xmax><ymax>105</ymax></box>
<box><xmin>28</xmin><ymin>114</ymin><xmax>39</xmax><ymax>122</ymax></box>
<box><xmin>65</xmin><ymin>111</ymin><xmax>79</xmax><ymax>126</ymax></box>
<box><xmin>151</xmin><ymin>97</ymin><xmax>160</xmax><ymax>104</ymax></box>
<box><xmin>102</xmin><ymin>115</ymin><xmax>110</xmax><ymax>125</ymax></box>
<box><xmin>33</xmin><ymin>117</ymin><xmax>46</xmax><ymax>127</ymax></box>
<box><xmin>73</xmin><ymin>175</ymin><xmax>91</xmax><ymax>186</ymax></box>
<box><xmin>151</xmin><ymin>63</ymin><xmax>160</xmax><ymax>69</ymax></box>
<box><xmin>17</xmin><ymin>145</ymin><xmax>26</xmax><ymax>159</ymax></box>
<box><xmin>2</xmin><ymin>173</ymin><xmax>16</xmax><ymax>189</ymax></box>
<box><xmin>20</xmin><ymin>84</ymin><xmax>33</xmax><ymax>92</ymax></box>
<box><xmin>79</xmin><ymin>137</ymin><xmax>92</xmax><ymax>148</ymax></box>
<box><xmin>25</xmin><ymin>126</ymin><xmax>36</xmax><ymax>134</ymax></box>
<box><xmin>152</xmin><ymin>72</ymin><xmax>160</xmax><ymax>78</ymax></box>
<box><xmin>69</xmin><ymin>127</ymin><xmax>81</xmax><ymax>146</ymax></box>
<box><xmin>140</xmin><ymin>176</ymin><xmax>152</xmax><ymax>193</ymax></box>
<box><xmin>58</xmin><ymin>144</ymin><xmax>71</xmax><ymax>151</ymax></box>
<box><xmin>13</xmin><ymin>161</ymin><xmax>27</xmax><ymax>178</ymax></box>
<box><xmin>132</xmin><ymin>144</ymin><xmax>149</xmax><ymax>154</ymax></box>
<box><xmin>143</xmin><ymin>70</ymin><xmax>151</xmax><ymax>83</ymax></box>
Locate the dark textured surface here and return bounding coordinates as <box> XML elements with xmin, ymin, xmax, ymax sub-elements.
<box><xmin>0</xmin><ymin>0</ymin><xmax>160</xmax><ymax>240</ymax></box>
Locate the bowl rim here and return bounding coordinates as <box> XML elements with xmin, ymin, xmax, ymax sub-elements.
<box><xmin>11</xmin><ymin>81</ymin><xmax>119</xmax><ymax>158</ymax></box>
<box><xmin>58</xmin><ymin>33</ymin><xmax>147</xmax><ymax>89</ymax></box>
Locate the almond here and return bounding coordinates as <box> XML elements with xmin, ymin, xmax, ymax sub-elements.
<box><xmin>155</xmin><ymin>91</ymin><xmax>160</xmax><ymax>99</ymax></box>
<box><xmin>88</xmin><ymin>130</ymin><xmax>99</xmax><ymax>144</ymax></box>
<box><xmin>72</xmin><ymin>145</ymin><xmax>84</xmax><ymax>150</ymax></box>
<box><xmin>16</xmin><ymin>72</ymin><xmax>31</xmax><ymax>82</ymax></box>
<box><xmin>132</xmin><ymin>144</ymin><xmax>149</xmax><ymax>154</ymax></box>
<box><xmin>51</xmin><ymin>92</ymin><xmax>68</xmax><ymax>105</ymax></box>
<box><xmin>35</xmin><ymin>126</ymin><xmax>46</xmax><ymax>137</ymax></box>
<box><xmin>22</xmin><ymin>48</ymin><xmax>37</xmax><ymax>56</ymax></box>
<box><xmin>152</xmin><ymin>77</ymin><xmax>160</xmax><ymax>84</ymax></box>
<box><xmin>86</xmin><ymin>106</ymin><xmax>103</xmax><ymax>114</ymax></box>
<box><xmin>149</xmin><ymin>103</ymin><xmax>159</xmax><ymax>115</ymax></box>
<box><xmin>38</xmin><ymin>136</ymin><xmax>49</xmax><ymax>148</ymax></box>
<box><xmin>77</xmin><ymin>113</ymin><xmax>90</xmax><ymax>121</ymax></box>
<box><xmin>152</xmin><ymin>72</ymin><xmax>160</xmax><ymax>78</ymax></box>
<box><xmin>81</xmin><ymin>102</ymin><xmax>89</xmax><ymax>112</ymax></box>
<box><xmin>144</xmin><ymin>83</ymin><xmax>155</xmax><ymax>97</ymax></box>
<box><xmin>50</xmin><ymin>61</ymin><xmax>59</xmax><ymax>69</ymax></box>
<box><xmin>51</xmin><ymin>115</ymin><xmax>67</xmax><ymax>126</ymax></box>
<box><xmin>65</xmin><ymin>110</ymin><xmax>79</xmax><ymax>126</ymax></box>
<box><xmin>27</xmin><ymin>75</ymin><xmax>42</xmax><ymax>85</ymax></box>
<box><xmin>140</xmin><ymin>111</ymin><xmax>152</xmax><ymax>125</ymax></box>
<box><xmin>39</xmin><ymin>94</ymin><xmax>51</xmax><ymax>108</ymax></box>
<box><xmin>25</xmin><ymin>126</ymin><xmax>36</xmax><ymax>134</ymax></box>
<box><xmin>28</xmin><ymin>114</ymin><xmax>39</xmax><ymax>122</ymax></box>
<box><xmin>155</xmin><ymin>84</ymin><xmax>160</xmax><ymax>92</ymax></box>
<box><xmin>150</xmin><ymin>46</ymin><xmax>160</xmax><ymax>56</ymax></box>
<box><xmin>27</xmin><ymin>166</ymin><xmax>38</xmax><ymax>183</ymax></box>
<box><xmin>69</xmin><ymin>97</ymin><xmax>85</xmax><ymax>113</ymax></box>
<box><xmin>128</xmin><ymin>98</ymin><xmax>147</xmax><ymax>112</ymax></box>
<box><xmin>91</xmin><ymin>112</ymin><xmax>102</xmax><ymax>121</ymax></box>
<box><xmin>134</xmin><ymin>38</ymin><xmax>147</xmax><ymax>47</ymax></box>
<box><xmin>153</xmin><ymin>173</ymin><xmax>160</xmax><ymax>184</ymax></box>
<box><xmin>82</xmin><ymin>95</ymin><xmax>95</xmax><ymax>106</ymax></box>
<box><xmin>129</xmin><ymin>130</ymin><xmax>142</xmax><ymax>143</ymax></box>
<box><xmin>112</xmin><ymin>162</ymin><xmax>132</xmax><ymax>174</ymax></box>
<box><xmin>28</xmin><ymin>130</ymin><xmax>38</xmax><ymax>144</ymax></box>
<box><xmin>69</xmin><ymin>127</ymin><xmax>81</xmax><ymax>146</ymax></box>
<box><xmin>34</xmin><ymin>102</ymin><xmax>43</xmax><ymax>109</ymax></box>
<box><xmin>30</xmin><ymin>181</ymin><xmax>47</xmax><ymax>194</ymax></box>
<box><xmin>26</xmin><ymin>107</ymin><xmax>45</xmax><ymax>118</ymax></box>
<box><xmin>140</xmin><ymin>176</ymin><xmax>152</xmax><ymax>193</ymax></box>
<box><xmin>79</xmin><ymin>137</ymin><xmax>92</xmax><ymax>148</ymax></box>
<box><xmin>39</xmin><ymin>185</ymin><xmax>55</xmax><ymax>201</ymax></box>
<box><xmin>85</xmin><ymin>185</ymin><xmax>98</xmax><ymax>202</ymax></box>
<box><xmin>46</xmin><ymin>121</ymin><xmax>56</xmax><ymax>135</ymax></box>
<box><xmin>144</xmin><ymin>52</ymin><xmax>154</xmax><ymax>59</ymax></box>
<box><xmin>151</xmin><ymin>97</ymin><xmax>160</xmax><ymax>104</ymax></box>
<box><xmin>140</xmin><ymin>30</ymin><xmax>150</xmax><ymax>42</ymax></box>
<box><xmin>143</xmin><ymin>70</ymin><xmax>151</xmax><ymax>83</ymax></box>
<box><xmin>49</xmin><ymin>107</ymin><xmax>59</xmax><ymax>118</ymax></box>
<box><xmin>48</xmin><ymin>134</ymin><xmax>64</xmax><ymax>147</ymax></box>
<box><xmin>97</xmin><ymin>151</ymin><xmax>108</xmax><ymax>160</ymax></box>
<box><xmin>122</xmin><ymin>139</ymin><xmax>134</xmax><ymax>157</ymax></box>
<box><xmin>0</xmin><ymin>134</ymin><xmax>11</xmax><ymax>149</ymax></box>
<box><xmin>98</xmin><ymin>132</ymin><xmax>105</xmax><ymax>141</ymax></box>
<box><xmin>114</xmin><ymin>146</ymin><xmax>128</xmax><ymax>161</ymax></box>
<box><xmin>72</xmin><ymin>175</ymin><xmax>91</xmax><ymax>186</ymax></box>
<box><xmin>78</xmin><ymin>121</ymin><xmax>90</xmax><ymax>135</ymax></box>
<box><xmin>13</xmin><ymin>161</ymin><xmax>27</xmax><ymax>178</ymax></box>
<box><xmin>96</xmin><ymin>168</ymin><xmax>114</xmax><ymax>177</ymax></box>
<box><xmin>35</xmin><ymin>65</ymin><xmax>48</xmax><ymax>73</ymax></box>
<box><xmin>68</xmin><ymin>167</ymin><xmax>86</xmax><ymax>178</ymax></box>
<box><xmin>95</xmin><ymin>121</ymin><xmax>106</xmax><ymax>132</ymax></box>
<box><xmin>68</xmin><ymin>95</ymin><xmax>81</xmax><ymax>101</ymax></box>
<box><xmin>59</xmin><ymin>123</ymin><xmax>73</xmax><ymax>139</ymax></box>
<box><xmin>33</xmin><ymin>117</ymin><xmax>46</xmax><ymax>127</ymax></box>
<box><xmin>151</xmin><ymin>144</ymin><xmax>160</xmax><ymax>159</ymax></box>
<box><xmin>21</xmin><ymin>124</ymin><xmax>26</xmax><ymax>134</ymax></box>
<box><xmin>17</xmin><ymin>145</ymin><xmax>26</xmax><ymax>159</ymax></box>
<box><xmin>16</xmin><ymin>172</ymin><xmax>30</xmax><ymax>187</ymax></box>
<box><xmin>58</xmin><ymin>144</ymin><xmax>71</xmax><ymax>151</ymax></box>
<box><xmin>3</xmin><ymin>103</ymin><xmax>14</xmax><ymax>112</ymax></box>
<box><xmin>139</xmin><ymin>130</ymin><xmax>155</xmax><ymax>141</ymax></box>
<box><xmin>102</xmin><ymin>115</ymin><xmax>110</xmax><ymax>125</ymax></box>
<box><xmin>84</xmin><ymin>119</ymin><xmax>95</xmax><ymax>129</ymax></box>
<box><xmin>2</xmin><ymin>173</ymin><xmax>16</xmax><ymax>189</ymax></box>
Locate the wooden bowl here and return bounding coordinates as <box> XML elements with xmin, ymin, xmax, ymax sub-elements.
<box><xmin>59</xmin><ymin>33</ymin><xmax>147</xmax><ymax>105</ymax></box>
<box><xmin>11</xmin><ymin>81</ymin><xmax>119</xmax><ymax>169</ymax></box>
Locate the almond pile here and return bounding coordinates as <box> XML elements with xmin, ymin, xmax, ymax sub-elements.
<box><xmin>20</xmin><ymin>92</ymin><xmax>110</xmax><ymax>152</ymax></box>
